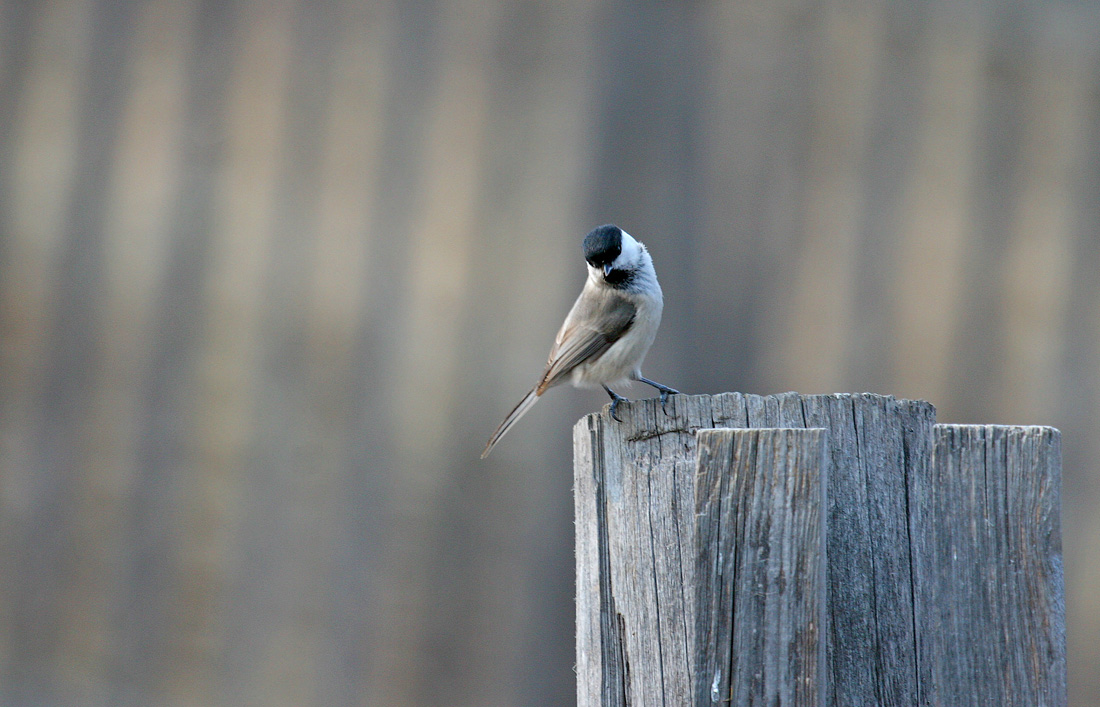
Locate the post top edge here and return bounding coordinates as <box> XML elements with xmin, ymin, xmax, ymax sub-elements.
<box><xmin>934</xmin><ymin>423</ymin><xmax>1061</xmax><ymax>436</ymax></box>
<box><xmin>573</xmin><ymin>391</ymin><xmax>937</xmax><ymax>426</ymax></box>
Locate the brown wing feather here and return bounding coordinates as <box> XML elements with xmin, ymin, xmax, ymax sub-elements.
<box><xmin>482</xmin><ymin>286</ymin><xmax>636</xmax><ymax>457</ymax></box>
<box><xmin>536</xmin><ymin>290</ymin><xmax>636</xmax><ymax>393</ymax></box>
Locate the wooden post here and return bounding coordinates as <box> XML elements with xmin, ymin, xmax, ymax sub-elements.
<box><xmin>694</xmin><ymin>428</ymin><xmax>827</xmax><ymax>707</ymax></box>
<box><xmin>573</xmin><ymin>393</ymin><xmax>1065</xmax><ymax>707</ymax></box>
<box><xmin>913</xmin><ymin>425</ymin><xmax>1065</xmax><ymax>707</ymax></box>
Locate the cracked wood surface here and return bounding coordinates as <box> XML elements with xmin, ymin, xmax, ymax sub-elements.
<box><xmin>574</xmin><ymin>393</ymin><xmax>1064</xmax><ymax>707</ymax></box>
<box><xmin>694</xmin><ymin>428</ymin><xmax>826</xmax><ymax>707</ymax></box>
<box><xmin>914</xmin><ymin>425</ymin><xmax>1065</xmax><ymax>707</ymax></box>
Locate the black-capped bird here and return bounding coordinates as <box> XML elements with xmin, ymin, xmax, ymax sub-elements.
<box><xmin>481</xmin><ymin>224</ymin><xmax>679</xmax><ymax>458</ymax></box>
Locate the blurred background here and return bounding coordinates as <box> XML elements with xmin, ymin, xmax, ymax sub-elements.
<box><xmin>0</xmin><ymin>0</ymin><xmax>1097</xmax><ymax>705</ymax></box>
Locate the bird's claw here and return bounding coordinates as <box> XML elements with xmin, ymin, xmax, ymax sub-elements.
<box><xmin>635</xmin><ymin>376</ymin><xmax>680</xmax><ymax>418</ymax></box>
<box><xmin>658</xmin><ymin>388</ymin><xmax>679</xmax><ymax>416</ymax></box>
<box><xmin>603</xmin><ymin>384</ymin><xmax>631</xmax><ymax>422</ymax></box>
<box><xmin>609</xmin><ymin>395</ymin><xmax>627</xmax><ymax>422</ymax></box>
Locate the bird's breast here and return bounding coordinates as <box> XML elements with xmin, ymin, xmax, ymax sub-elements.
<box><xmin>570</xmin><ymin>297</ymin><xmax>662</xmax><ymax>389</ymax></box>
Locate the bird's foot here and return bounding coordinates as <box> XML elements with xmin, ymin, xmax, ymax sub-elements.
<box><xmin>635</xmin><ymin>376</ymin><xmax>680</xmax><ymax>416</ymax></box>
<box><xmin>602</xmin><ymin>385</ymin><xmax>630</xmax><ymax>422</ymax></box>
<box><xmin>657</xmin><ymin>387</ymin><xmax>679</xmax><ymax>415</ymax></box>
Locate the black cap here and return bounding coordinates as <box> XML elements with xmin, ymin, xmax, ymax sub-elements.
<box><xmin>583</xmin><ymin>224</ymin><xmax>622</xmax><ymax>266</ymax></box>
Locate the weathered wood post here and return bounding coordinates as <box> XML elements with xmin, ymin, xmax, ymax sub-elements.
<box><xmin>914</xmin><ymin>424</ymin><xmax>1065</xmax><ymax>706</ymax></box>
<box><xmin>573</xmin><ymin>393</ymin><xmax>1065</xmax><ymax>707</ymax></box>
<box><xmin>693</xmin><ymin>428</ymin><xmax>827</xmax><ymax>706</ymax></box>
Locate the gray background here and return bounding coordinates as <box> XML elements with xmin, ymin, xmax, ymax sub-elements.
<box><xmin>0</xmin><ymin>0</ymin><xmax>1097</xmax><ymax>705</ymax></box>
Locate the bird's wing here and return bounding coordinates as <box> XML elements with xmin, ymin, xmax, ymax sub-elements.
<box><xmin>536</xmin><ymin>289</ymin><xmax>636</xmax><ymax>394</ymax></box>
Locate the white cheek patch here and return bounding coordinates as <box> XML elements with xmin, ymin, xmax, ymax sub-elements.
<box><xmin>612</xmin><ymin>231</ymin><xmax>641</xmax><ymax>270</ymax></box>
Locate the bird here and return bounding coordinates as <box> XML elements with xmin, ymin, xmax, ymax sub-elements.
<box><xmin>481</xmin><ymin>224</ymin><xmax>679</xmax><ymax>458</ymax></box>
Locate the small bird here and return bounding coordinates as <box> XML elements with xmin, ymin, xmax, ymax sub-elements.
<box><xmin>481</xmin><ymin>224</ymin><xmax>679</xmax><ymax>458</ymax></box>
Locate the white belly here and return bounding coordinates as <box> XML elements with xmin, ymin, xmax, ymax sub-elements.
<box><xmin>569</xmin><ymin>301</ymin><xmax>661</xmax><ymax>389</ymax></box>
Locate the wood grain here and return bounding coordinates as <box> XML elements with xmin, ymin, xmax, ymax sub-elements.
<box><xmin>694</xmin><ymin>428</ymin><xmax>826</xmax><ymax>707</ymax></box>
<box><xmin>913</xmin><ymin>425</ymin><xmax>1065</xmax><ymax>707</ymax></box>
<box><xmin>574</xmin><ymin>392</ymin><xmax>936</xmax><ymax>706</ymax></box>
<box><xmin>575</xmin><ymin>395</ymin><xmax>1065</xmax><ymax>706</ymax></box>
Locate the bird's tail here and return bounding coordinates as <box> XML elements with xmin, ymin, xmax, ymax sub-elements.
<box><xmin>481</xmin><ymin>387</ymin><xmax>541</xmax><ymax>458</ymax></box>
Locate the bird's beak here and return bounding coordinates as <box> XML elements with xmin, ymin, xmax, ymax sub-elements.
<box><xmin>603</xmin><ymin>263</ymin><xmax>613</xmax><ymax>277</ymax></box>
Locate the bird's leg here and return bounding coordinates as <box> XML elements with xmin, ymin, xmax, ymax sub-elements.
<box><xmin>602</xmin><ymin>384</ymin><xmax>630</xmax><ymax>422</ymax></box>
<box><xmin>635</xmin><ymin>375</ymin><xmax>680</xmax><ymax>415</ymax></box>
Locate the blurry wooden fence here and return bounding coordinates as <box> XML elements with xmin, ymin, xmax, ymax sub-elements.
<box><xmin>0</xmin><ymin>0</ymin><xmax>1098</xmax><ymax>706</ymax></box>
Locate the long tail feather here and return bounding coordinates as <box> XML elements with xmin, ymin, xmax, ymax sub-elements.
<box><xmin>481</xmin><ymin>387</ymin><xmax>541</xmax><ymax>458</ymax></box>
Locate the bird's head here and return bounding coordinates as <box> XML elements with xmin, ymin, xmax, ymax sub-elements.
<box><xmin>583</xmin><ymin>224</ymin><xmax>644</xmax><ymax>286</ymax></box>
